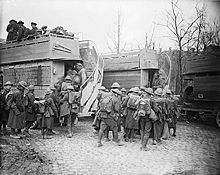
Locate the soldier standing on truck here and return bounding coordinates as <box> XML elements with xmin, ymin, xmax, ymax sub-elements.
<box><xmin>6</xmin><ymin>19</ymin><xmax>19</xmax><ymax>41</ymax></box>
<box><xmin>17</xmin><ymin>20</ymin><xmax>26</xmax><ymax>42</ymax></box>
<box><xmin>23</xmin><ymin>85</ymin><xmax>36</xmax><ymax>137</ymax></box>
<box><xmin>7</xmin><ymin>81</ymin><xmax>27</xmax><ymax>139</ymax></box>
<box><xmin>0</xmin><ymin>81</ymin><xmax>13</xmax><ymax>136</ymax></box>
<box><xmin>97</xmin><ymin>88</ymin><xmax>124</xmax><ymax>147</ymax></box>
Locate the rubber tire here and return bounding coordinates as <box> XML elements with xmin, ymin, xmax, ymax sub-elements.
<box><xmin>216</xmin><ymin>112</ymin><xmax>220</xmax><ymax>128</ymax></box>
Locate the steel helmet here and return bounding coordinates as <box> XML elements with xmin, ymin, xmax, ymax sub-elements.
<box><xmin>166</xmin><ymin>89</ymin><xmax>172</xmax><ymax>94</ymax></box>
<box><xmin>49</xmin><ymin>85</ymin><xmax>56</xmax><ymax>91</ymax></box>
<box><xmin>131</xmin><ymin>87</ymin><xmax>139</xmax><ymax>93</ymax></box>
<box><xmin>145</xmin><ymin>88</ymin><xmax>154</xmax><ymax>95</ymax></box>
<box><xmin>154</xmin><ymin>88</ymin><xmax>163</xmax><ymax>96</ymax></box>
<box><xmin>65</xmin><ymin>76</ymin><xmax>72</xmax><ymax>81</ymax></box>
<box><xmin>4</xmin><ymin>81</ymin><xmax>13</xmax><ymax>86</ymax></box>
<box><xmin>111</xmin><ymin>82</ymin><xmax>120</xmax><ymax>88</ymax></box>
<box><xmin>67</xmin><ymin>85</ymin><xmax>74</xmax><ymax>90</ymax></box>
<box><xmin>45</xmin><ymin>90</ymin><xmax>53</xmax><ymax>95</ymax></box>
<box><xmin>98</xmin><ymin>86</ymin><xmax>106</xmax><ymax>91</ymax></box>
<box><xmin>28</xmin><ymin>85</ymin><xmax>35</xmax><ymax>90</ymax></box>
<box><xmin>111</xmin><ymin>88</ymin><xmax>121</xmax><ymax>95</ymax></box>
<box><xmin>121</xmin><ymin>88</ymin><xmax>126</xmax><ymax>92</ymax></box>
<box><xmin>18</xmin><ymin>81</ymin><xmax>27</xmax><ymax>89</ymax></box>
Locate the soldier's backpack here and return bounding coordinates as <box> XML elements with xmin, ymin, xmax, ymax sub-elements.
<box><xmin>127</xmin><ymin>94</ymin><xmax>139</xmax><ymax>109</ymax></box>
<box><xmin>99</xmin><ymin>95</ymin><xmax>113</xmax><ymax>113</ymax></box>
<box><xmin>137</xmin><ymin>98</ymin><xmax>151</xmax><ymax>117</ymax></box>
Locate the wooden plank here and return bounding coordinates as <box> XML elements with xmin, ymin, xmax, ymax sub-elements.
<box><xmin>103</xmin><ymin>70</ymin><xmax>141</xmax><ymax>89</ymax></box>
<box><xmin>104</xmin><ymin>56</ymin><xmax>139</xmax><ymax>71</ymax></box>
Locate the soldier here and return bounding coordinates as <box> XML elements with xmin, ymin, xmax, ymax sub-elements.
<box><xmin>135</xmin><ymin>88</ymin><xmax>156</xmax><ymax>151</ymax></box>
<box><xmin>26</xmin><ymin>22</ymin><xmax>39</xmax><ymax>39</ymax></box>
<box><xmin>152</xmin><ymin>88</ymin><xmax>167</xmax><ymax>145</ymax></box>
<box><xmin>7</xmin><ymin>81</ymin><xmax>27</xmax><ymax>139</ymax></box>
<box><xmin>61</xmin><ymin>75</ymin><xmax>73</xmax><ymax>91</ymax></box>
<box><xmin>67</xmin><ymin>86</ymin><xmax>80</xmax><ymax>138</ymax></box>
<box><xmin>41</xmin><ymin>25</ymin><xmax>50</xmax><ymax>35</ymax></box>
<box><xmin>0</xmin><ymin>81</ymin><xmax>13</xmax><ymax>135</ymax></box>
<box><xmin>75</xmin><ymin>63</ymin><xmax>87</xmax><ymax>86</ymax></box>
<box><xmin>92</xmin><ymin>86</ymin><xmax>109</xmax><ymax>133</ymax></box>
<box><xmin>122</xmin><ymin>87</ymin><xmax>140</xmax><ymax>142</ymax></box>
<box><xmin>97</xmin><ymin>89</ymin><xmax>123</xmax><ymax>147</ymax></box>
<box><xmin>6</xmin><ymin>19</ymin><xmax>19</xmax><ymax>41</ymax></box>
<box><xmin>121</xmin><ymin>88</ymin><xmax>127</xmax><ymax>131</ymax></box>
<box><xmin>23</xmin><ymin>85</ymin><xmax>36</xmax><ymax>137</ymax></box>
<box><xmin>166</xmin><ymin>90</ymin><xmax>179</xmax><ymax>137</ymax></box>
<box><xmin>44</xmin><ymin>89</ymin><xmax>58</xmax><ymax>136</ymax></box>
<box><xmin>17</xmin><ymin>20</ymin><xmax>26</xmax><ymax>42</ymax></box>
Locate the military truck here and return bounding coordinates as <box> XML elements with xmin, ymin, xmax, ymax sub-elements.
<box><xmin>181</xmin><ymin>46</ymin><xmax>220</xmax><ymax>128</ymax></box>
<box><xmin>0</xmin><ymin>34</ymin><xmax>104</xmax><ymax>117</ymax></box>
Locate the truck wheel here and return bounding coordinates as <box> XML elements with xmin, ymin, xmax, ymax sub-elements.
<box><xmin>216</xmin><ymin>112</ymin><xmax>220</xmax><ymax>128</ymax></box>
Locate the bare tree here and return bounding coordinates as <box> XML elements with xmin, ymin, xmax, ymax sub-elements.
<box><xmin>156</xmin><ymin>0</ymin><xmax>202</xmax><ymax>95</ymax></box>
<box><xmin>107</xmin><ymin>10</ymin><xmax>126</xmax><ymax>54</ymax></box>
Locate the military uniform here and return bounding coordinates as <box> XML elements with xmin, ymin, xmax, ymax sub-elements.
<box><xmin>43</xmin><ymin>92</ymin><xmax>58</xmax><ymax>136</ymax></box>
<box><xmin>7</xmin><ymin>82</ymin><xmax>27</xmax><ymax>138</ymax></box>
<box><xmin>97</xmin><ymin>89</ymin><xmax>123</xmax><ymax>147</ymax></box>
<box><xmin>151</xmin><ymin>88</ymin><xmax>167</xmax><ymax>144</ymax></box>
<box><xmin>17</xmin><ymin>21</ymin><xmax>27</xmax><ymax>41</ymax></box>
<box><xmin>6</xmin><ymin>20</ymin><xmax>19</xmax><ymax>41</ymax></box>
<box><xmin>0</xmin><ymin>88</ymin><xmax>11</xmax><ymax>134</ymax></box>
<box><xmin>23</xmin><ymin>87</ymin><xmax>36</xmax><ymax>136</ymax></box>
<box><xmin>60</xmin><ymin>86</ymin><xmax>80</xmax><ymax>138</ymax></box>
<box><xmin>122</xmin><ymin>87</ymin><xmax>140</xmax><ymax>141</ymax></box>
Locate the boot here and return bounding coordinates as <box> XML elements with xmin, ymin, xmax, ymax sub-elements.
<box><xmin>67</xmin><ymin>116</ymin><xmax>73</xmax><ymax>138</ymax></box>
<box><xmin>140</xmin><ymin>136</ymin><xmax>150</xmax><ymax>151</ymax></box>
<box><xmin>97</xmin><ymin>131</ymin><xmax>103</xmax><ymax>147</ymax></box>
<box><xmin>23</xmin><ymin>128</ymin><xmax>31</xmax><ymax>137</ymax></box>
<box><xmin>140</xmin><ymin>130</ymin><xmax>144</xmax><ymax>145</ymax></box>
<box><xmin>10</xmin><ymin>129</ymin><xmax>20</xmax><ymax>139</ymax></box>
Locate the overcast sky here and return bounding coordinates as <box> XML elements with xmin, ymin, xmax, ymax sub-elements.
<box><xmin>0</xmin><ymin>0</ymin><xmax>219</xmax><ymax>53</ymax></box>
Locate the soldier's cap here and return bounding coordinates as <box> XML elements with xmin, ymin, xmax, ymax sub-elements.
<box><xmin>111</xmin><ymin>88</ymin><xmax>121</xmax><ymax>95</ymax></box>
<box><xmin>9</xmin><ymin>19</ymin><xmax>17</xmax><ymax>23</ymax></box>
<box><xmin>18</xmin><ymin>20</ymin><xmax>24</xmax><ymax>25</ymax></box>
<box><xmin>31</xmin><ymin>22</ymin><xmax>37</xmax><ymax>26</ymax></box>
<box><xmin>132</xmin><ymin>87</ymin><xmax>140</xmax><ymax>93</ymax></box>
<box><xmin>166</xmin><ymin>89</ymin><xmax>172</xmax><ymax>94</ymax></box>
<box><xmin>4</xmin><ymin>81</ymin><xmax>13</xmax><ymax>86</ymax></box>
<box><xmin>111</xmin><ymin>82</ymin><xmax>120</xmax><ymax>88</ymax></box>
<box><xmin>18</xmin><ymin>81</ymin><xmax>28</xmax><ymax>89</ymax></box>
<box><xmin>140</xmin><ymin>87</ymin><xmax>147</xmax><ymax>91</ymax></box>
<box><xmin>121</xmin><ymin>88</ymin><xmax>126</xmax><ymax>92</ymax></box>
<box><xmin>154</xmin><ymin>88</ymin><xmax>163</xmax><ymax>96</ymax></box>
<box><xmin>28</xmin><ymin>85</ymin><xmax>35</xmax><ymax>90</ymax></box>
<box><xmin>64</xmin><ymin>75</ymin><xmax>72</xmax><ymax>81</ymax></box>
<box><xmin>67</xmin><ymin>85</ymin><xmax>74</xmax><ymax>90</ymax></box>
<box><xmin>41</xmin><ymin>25</ymin><xmax>47</xmax><ymax>29</ymax></box>
<box><xmin>98</xmin><ymin>86</ymin><xmax>106</xmax><ymax>91</ymax></box>
<box><xmin>145</xmin><ymin>88</ymin><xmax>154</xmax><ymax>95</ymax></box>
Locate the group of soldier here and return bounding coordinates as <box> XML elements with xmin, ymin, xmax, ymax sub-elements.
<box><xmin>0</xmin><ymin>63</ymin><xmax>87</xmax><ymax>139</ymax></box>
<box><xmin>93</xmin><ymin>82</ymin><xmax>179</xmax><ymax>151</ymax></box>
<box><xmin>6</xmin><ymin>19</ymin><xmax>74</xmax><ymax>42</ymax></box>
